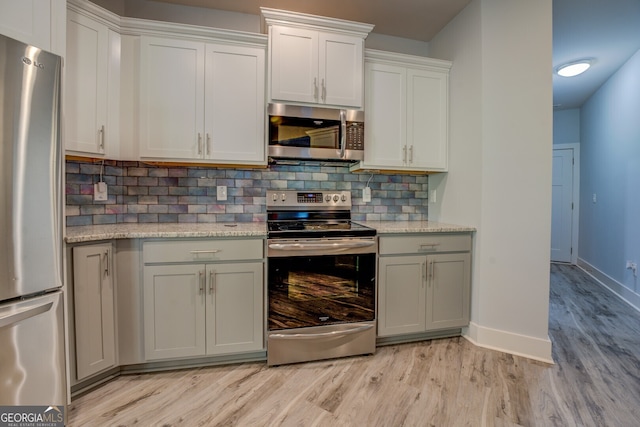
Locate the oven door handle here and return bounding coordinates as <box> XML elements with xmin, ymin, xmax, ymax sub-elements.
<box><xmin>269</xmin><ymin>324</ymin><xmax>374</xmax><ymax>340</ymax></box>
<box><xmin>268</xmin><ymin>241</ymin><xmax>375</xmax><ymax>251</ymax></box>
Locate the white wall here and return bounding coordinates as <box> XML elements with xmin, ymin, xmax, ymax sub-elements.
<box><xmin>429</xmin><ymin>0</ymin><xmax>554</xmax><ymax>362</ymax></box>
<box><xmin>579</xmin><ymin>49</ymin><xmax>640</xmax><ymax>307</ymax></box>
<box><xmin>553</xmin><ymin>109</ymin><xmax>580</xmax><ymax>145</ymax></box>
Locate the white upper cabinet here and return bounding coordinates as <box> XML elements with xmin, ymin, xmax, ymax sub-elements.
<box><xmin>205</xmin><ymin>43</ymin><xmax>265</xmax><ymax>163</ymax></box>
<box><xmin>0</xmin><ymin>0</ymin><xmax>65</xmax><ymax>56</ymax></box>
<box><xmin>269</xmin><ymin>26</ymin><xmax>318</xmax><ymax>104</ymax></box>
<box><xmin>262</xmin><ymin>8</ymin><xmax>373</xmax><ymax>109</ymax></box>
<box><xmin>139</xmin><ymin>37</ymin><xmax>205</xmax><ymax>160</ymax></box>
<box><xmin>66</xmin><ymin>6</ymin><xmax>120</xmax><ymax>157</ymax></box>
<box><xmin>139</xmin><ymin>36</ymin><xmax>266</xmax><ymax>165</ymax></box>
<box><xmin>353</xmin><ymin>50</ymin><xmax>451</xmax><ymax>173</ymax></box>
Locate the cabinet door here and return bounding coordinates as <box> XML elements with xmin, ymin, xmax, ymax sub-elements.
<box><xmin>73</xmin><ymin>244</ymin><xmax>116</xmax><ymax>380</ymax></box>
<box><xmin>319</xmin><ymin>33</ymin><xmax>363</xmax><ymax>107</ymax></box>
<box><xmin>66</xmin><ymin>11</ymin><xmax>108</xmax><ymax>156</ymax></box>
<box><xmin>407</xmin><ymin>68</ymin><xmax>448</xmax><ymax>171</ymax></box>
<box><xmin>206</xmin><ymin>263</ymin><xmax>264</xmax><ymax>355</ymax></box>
<box><xmin>426</xmin><ymin>253</ymin><xmax>470</xmax><ymax>330</ymax></box>
<box><xmin>363</xmin><ymin>62</ymin><xmax>406</xmax><ymax>168</ymax></box>
<box><xmin>205</xmin><ymin>44</ymin><xmax>265</xmax><ymax>164</ymax></box>
<box><xmin>377</xmin><ymin>256</ymin><xmax>426</xmax><ymax>337</ymax></box>
<box><xmin>139</xmin><ymin>36</ymin><xmax>205</xmax><ymax>159</ymax></box>
<box><xmin>0</xmin><ymin>0</ymin><xmax>51</xmax><ymax>50</ymax></box>
<box><xmin>143</xmin><ymin>264</ymin><xmax>206</xmax><ymax>360</ymax></box>
<box><xmin>269</xmin><ymin>25</ymin><xmax>318</xmax><ymax>104</ymax></box>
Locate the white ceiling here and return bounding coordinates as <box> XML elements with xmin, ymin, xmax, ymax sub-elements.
<box><xmin>149</xmin><ymin>0</ymin><xmax>640</xmax><ymax>110</ymax></box>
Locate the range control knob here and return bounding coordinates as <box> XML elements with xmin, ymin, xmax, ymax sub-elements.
<box><xmin>333</xmin><ymin>195</ymin><xmax>339</xmax><ymax>202</ymax></box>
<box><xmin>341</xmin><ymin>194</ymin><xmax>347</xmax><ymax>202</ymax></box>
<box><xmin>281</xmin><ymin>193</ymin><xmax>286</xmax><ymax>201</ymax></box>
<box><xmin>272</xmin><ymin>193</ymin><xmax>277</xmax><ymax>202</ymax></box>
<box><xmin>325</xmin><ymin>195</ymin><xmax>331</xmax><ymax>202</ymax></box>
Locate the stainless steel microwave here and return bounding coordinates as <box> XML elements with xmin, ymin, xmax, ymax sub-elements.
<box><xmin>268</xmin><ymin>103</ymin><xmax>364</xmax><ymax>162</ymax></box>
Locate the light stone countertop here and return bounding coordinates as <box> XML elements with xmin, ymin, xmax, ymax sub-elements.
<box><xmin>65</xmin><ymin>220</ymin><xmax>475</xmax><ymax>243</ymax></box>
<box><xmin>65</xmin><ymin>222</ymin><xmax>267</xmax><ymax>243</ymax></box>
<box><xmin>356</xmin><ymin>220</ymin><xmax>476</xmax><ymax>234</ymax></box>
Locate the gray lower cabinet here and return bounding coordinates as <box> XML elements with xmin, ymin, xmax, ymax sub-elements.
<box><xmin>377</xmin><ymin>233</ymin><xmax>471</xmax><ymax>337</ymax></box>
<box><xmin>142</xmin><ymin>239</ymin><xmax>264</xmax><ymax>361</ymax></box>
<box><xmin>72</xmin><ymin>243</ymin><xmax>117</xmax><ymax>381</ymax></box>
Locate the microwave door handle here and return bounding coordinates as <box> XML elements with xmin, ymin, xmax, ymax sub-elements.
<box><xmin>339</xmin><ymin>110</ymin><xmax>346</xmax><ymax>158</ymax></box>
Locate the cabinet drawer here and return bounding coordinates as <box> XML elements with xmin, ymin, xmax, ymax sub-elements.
<box><xmin>143</xmin><ymin>239</ymin><xmax>263</xmax><ymax>263</ymax></box>
<box><xmin>379</xmin><ymin>234</ymin><xmax>471</xmax><ymax>255</ymax></box>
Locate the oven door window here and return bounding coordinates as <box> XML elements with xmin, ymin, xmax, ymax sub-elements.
<box><xmin>268</xmin><ymin>253</ymin><xmax>376</xmax><ymax>330</ymax></box>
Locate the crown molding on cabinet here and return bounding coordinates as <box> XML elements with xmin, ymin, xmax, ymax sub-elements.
<box><xmin>119</xmin><ymin>18</ymin><xmax>267</xmax><ymax>46</ymax></box>
<box><xmin>364</xmin><ymin>49</ymin><xmax>452</xmax><ymax>71</ymax></box>
<box><xmin>68</xmin><ymin>0</ymin><xmax>266</xmax><ymax>47</ymax></box>
<box><xmin>260</xmin><ymin>7</ymin><xmax>374</xmax><ymax>38</ymax></box>
<box><xmin>68</xmin><ymin>0</ymin><xmax>121</xmax><ymax>32</ymax></box>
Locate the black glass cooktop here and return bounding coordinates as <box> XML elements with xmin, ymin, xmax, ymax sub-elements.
<box><xmin>267</xmin><ymin>220</ymin><xmax>375</xmax><ymax>238</ymax></box>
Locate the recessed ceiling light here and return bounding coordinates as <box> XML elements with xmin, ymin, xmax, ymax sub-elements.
<box><xmin>556</xmin><ymin>60</ymin><xmax>593</xmax><ymax>77</ymax></box>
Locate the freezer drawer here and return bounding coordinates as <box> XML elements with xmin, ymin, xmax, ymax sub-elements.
<box><xmin>0</xmin><ymin>291</ymin><xmax>66</xmax><ymax>407</ymax></box>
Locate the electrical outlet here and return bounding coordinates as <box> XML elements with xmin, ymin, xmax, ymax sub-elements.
<box><xmin>94</xmin><ymin>182</ymin><xmax>108</xmax><ymax>201</ymax></box>
<box><xmin>627</xmin><ymin>261</ymin><xmax>638</xmax><ymax>277</ymax></box>
<box><xmin>430</xmin><ymin>189</ymin><xmax>437</xmax><ymax>204</ymax></box>
<box><xmin>362</xmin><ymin>187</ymin><xmax>371</xmax><ymax>203</ymax></box>
<box><xmin>217</xmin><ymin>185</ymin><xmax>227</xmax><ymax>201</ymax></box>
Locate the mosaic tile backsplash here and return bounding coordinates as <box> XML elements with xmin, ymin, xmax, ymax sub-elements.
<box><xmin>65</xmin><ymin>160</ymin><xmax>429</xmax><ymax>226</ymax></box>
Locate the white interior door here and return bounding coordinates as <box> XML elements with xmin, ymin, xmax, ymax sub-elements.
<box><xmin>551</xmin><ymin>148</ymin><xmax>574</xmax><ymax>262</ymax></box>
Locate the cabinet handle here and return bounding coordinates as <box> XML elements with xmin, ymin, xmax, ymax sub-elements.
<box><xmin>209</xmin><ymin>270</ymin><xmax>215</xmax><ymax>294</ymax></box>
<box><xmin>409</xmin><ymin>145</ymin><xmax>414</xmax><ymax>163</ymax></box>
<box><xmin>313</xmin><ymin>78</ymin><xmax>318</xmax><ymax>101</ymax></box>
<box><xmin>99</xmin><ymin>125</ymin><xmax>105</xmax><ymax>151</ymax></box>
<box><xmin>419</xmin><ymin>243</ymin><xmax>440</xmax><ymax>251</ymax></box>
<box><xmin>103</xmin><ymin>250</ymin><xmax>109</xmax><ymax>277</ymax></box>
<box><xmin>403</xmin><ymin>145</ymin><xmax>407</xmax><ymax>163</ymax></box>
<box><xmin>321</xmin><ymin>78</ymin><xmax>326</xmax><ymax>102</ymax></box>
<box><xmin>190</xmin><ymin>249</ymin><xmax>221</xmax><ymax>255</ymax></box>
<box><xmin>429</xmin><ymin>260</ymin><xmax>435</xmax><ymax>284</ymax></box>
<box><xmin>197</xmin><ymin>133</ymin><xmax>202</xmax><ymax>155</ymax></box>
<box><xmin>422</xmin><ymin>261</ymin><xmax>426</xmax><ymax>288</ymax></box>
<box><xmin>199</xmin><ymin>270</ymin><xmax>205</xmax><ymax>294</ymax></box>
<box><xmin>206</xmin><ymin>133</ymin><xmax>211</xmax><ymax>155</ymax></box>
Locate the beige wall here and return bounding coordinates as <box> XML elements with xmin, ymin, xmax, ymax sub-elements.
<box><xmin>89</xmin><ymin>0</ymin><xmax>430</xmax><ymax>56</ymax></box>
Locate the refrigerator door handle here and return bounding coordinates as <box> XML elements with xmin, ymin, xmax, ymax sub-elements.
<box><xmin>0</xmin><ymin>301</ymin><xmax>53</xmax><ymax>329</ymax></box>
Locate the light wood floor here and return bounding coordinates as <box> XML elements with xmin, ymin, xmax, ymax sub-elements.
<box><xmin>68</xmin><ymin>264</ymin><xmax>640</xmax><ymax>426</ymax></box>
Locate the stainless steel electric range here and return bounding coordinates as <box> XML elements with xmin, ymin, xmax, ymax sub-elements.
<box><xmin>266</xmin><ymin>190</ymin><xmax>377</xmax><ymax>366</ymax></box>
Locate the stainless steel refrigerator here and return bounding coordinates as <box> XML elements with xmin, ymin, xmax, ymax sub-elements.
<box><xmin>0</xmin><ymin>33</ymin><xmax>66</xmax><ymax>412</ymax></box>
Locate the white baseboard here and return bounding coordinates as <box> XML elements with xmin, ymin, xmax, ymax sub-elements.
<box><xmin>463</xmin><ymin>322</ymin><xmax>554</xmax><ymax>364</ymax></box>
<box><xmin>577</xmin><ymin>258</ymin><xmax>640</xmax><ymax>313</ymax></box>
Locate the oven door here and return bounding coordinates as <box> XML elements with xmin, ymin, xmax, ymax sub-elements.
<box><xmin>267</xmin><ymin>238</ymin><xmax>377</xmax><ymax>331</ymax></box>
<box><xmin>267</xmin><ymin>237</ymin><xmax>377</xmax><ymax>365</ymax></box>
